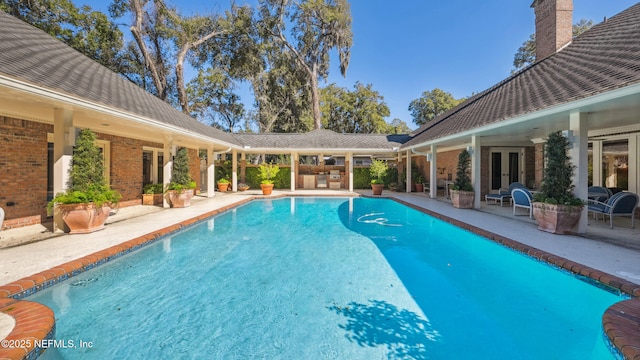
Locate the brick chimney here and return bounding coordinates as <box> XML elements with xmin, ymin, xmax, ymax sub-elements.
<box><xmin>531</xmin><ymin>0</ymin><xmax>573</xmax><ymax>60</ymax></box>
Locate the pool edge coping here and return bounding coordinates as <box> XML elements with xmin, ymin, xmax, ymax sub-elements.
<box><xmin>0</xmin><ymin>193</ymin><xmax>638</xmax><ymax>360</ymax></box>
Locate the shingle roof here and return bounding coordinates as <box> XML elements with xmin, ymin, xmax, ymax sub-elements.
<box><xmin>234</xmin><ymin>129</ymin><xmax>409</xmax><ymax>151</ymax></box>
<box><xmin>403</xmin><ymin>3</ymin><xmax>640</xmax><ymax>148</ymax></box>
<box><xmin>0</xmin><ymin>11</ymin><xmax>241</xmax><ymax>147</ymax></box>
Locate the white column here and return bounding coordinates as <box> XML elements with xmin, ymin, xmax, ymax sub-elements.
<box><xmin>53</xmin><ymin>108</ymin><xmax>75</xmax><ymax>233</ymax></box>
<box><xmin>231</xmin><ymin>149</ymin><xmax>238</xmax><ymax>192</ymax></box>
<box><xmin>628</xmin><ymin>135</ymin><xmax>638</xmax><ymax>194</ymax></box>
<box><xmin>162</xmin><ymin>139</ymin><xmax>174</xmax><ymax>208</ymax></box>
<box><xmin>291</xmin><ymin>152</ymin><xmax>297</xmax><ymax>192</ymax></box>
<box><xmin>151</xmin><ymin>149</ymin><xmax>159</xmax><ymax>184</ymax></box>
<box><xmin>406</xmin><ymin>150</ymin><xmax>412</xmax><ymax>193</ymax></box>
<box><xmin>430</xmin><ymin>144</ymin><xmax>438</xmax><ymax>198</ymax></box>
<box><xmin>591</xmin><ymin>140</ymin><xmax>603</xmax><ymax>187</ymax></box>
<box><xmin>347</xmin><ymin>152</ymin><xmax>354</xmax><ymax>192</ymax></box>
<box><xmin>569</xmin><ymin>111</ymin><xmax>588</xmax><ymax>234</ymax></box>
<box><xmin>207</xmin><ymin>147</ymin><xmax>216</xmax><ymax>198</ymax></box>
<box><xmin>471</xmin><ymin>136</ymin><xmax>482</xmax><ymax>209</ymax></box>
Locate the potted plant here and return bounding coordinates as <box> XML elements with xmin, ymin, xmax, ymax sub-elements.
<box><xmin>217</xmin><ymin>178</ymin><xmax>231</xmax><ymax>192</ymax></box>
<box><xmin>370</xmin><ymin>159</ymin><xmax>388</xmax><ymax>195</ymax></box>
<box><xmin>450</xmin><ymin>149</ymin><xmax>474</xmax><ymax>208</ymax></box>
<box><xmin>142</xmin><ymin>183</ymin><xmax>163</xmax><ymax>205</ymax></box>
<box><xmin>532</xmin><ymin>131</ymin><xmax>584</xmax><ymax>234</ymax></box>
<box><xmin>258</xmin><ymin>163</ymin><xmax>280</xmax><ymax>195</ymax></box>
<box><xmin>48</xmin><ymin>129</ymin><xmax>121</xmax><ymax>233</ymax></box>
<box><xmin>237</xmin><ymin>182</ymin><xmax>250</xmax><ymax>191</ymax></box>
<box><xmin>415</xmin><ymin>174</ymin><xmax>425</xmax><ymax>193</ymax></box>
<box><xmin>165</xmin><ymin>147</ymin><xmax>197</xmax><ymax>208</ymax></box>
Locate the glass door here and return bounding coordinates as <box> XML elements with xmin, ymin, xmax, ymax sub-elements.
<box><xmin>490</xmin><ymin>148</ymin><xmax>522</xmax><ymax>192</ymax></box>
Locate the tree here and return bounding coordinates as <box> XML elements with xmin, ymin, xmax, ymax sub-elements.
<box><xmin>408</xmin><ymin>88</ymin><xmax>465</xmax><ymax>126</ymax></box>
<box><xmin>249</xmin><ymin>48</ymin><xmax>313</xmax><ymax>133</ymax></box>
<box><xmin>111</xmin><ymin>0</ymin><xmax>251</xmax><ymax>112</ymax></box>
<box><xmin>187</xmin><ymin>68</ymin><xmax>246</xmax><ymax>133</ymax></box>
<box><xmin>320</xmin><ymin>82</ymin><xmax>390</xmax><ymax>134</ymax></box>
<box><xmin>388</xmin><ymin>118</ymin><xmax>412</xmax><ymax>134</ymax></box>
<box><xmin>259</xmin><ymin>0</ymin><xmax>353</xmax><ymax>130</ymax></box>
<box><xmin>513</xmin><ymin>19</ymin><xmax>594</xmax><ymax>72</ymax></box>
<box><xmin>1</xmin><ymin>0</ymin><xmax>128</xmax><ymax>74</ymax></box>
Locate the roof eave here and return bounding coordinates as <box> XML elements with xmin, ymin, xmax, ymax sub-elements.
<box><xmin>400</xmin><ymin>81</ymin><xmax>640</xmax><ymax>151</ymax></box>
<box><xmin>0</xmin><ymin>74</ymin><xmax>242</xmax><ymax>150</ymax></box>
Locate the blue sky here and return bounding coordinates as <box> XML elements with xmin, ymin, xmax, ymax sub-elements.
<box><xmin>81</xmin><ymin>0</ymin><xmax>639</xmax><ymax>129</ymax></box>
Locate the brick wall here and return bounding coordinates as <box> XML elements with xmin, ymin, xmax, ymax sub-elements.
<box><xmin>0</xmin><ymin>118</ymin><xmax>174</xmax><ymax>230</ymax></box>
<box><xmin>188</xmin><ymin>148</ymin><xmax>201</xmax><ymax>193</ymax></box>
<box><xmin>534</xmin><ymin>0</ymin><xmax>573</xmax><ymax>60</ymax></box>
<box><xmin>525</xmin><ymin>147</ymin><xmax>537</xmax><ymax>189</ymax></box>
<box><xmin>96</xmin><ymin>133</ymin><xmax>163</xmax><ymax>206</ymax></box>
<box><xmin>0</xmin><ymin>117</ymin><xmax>52</xmax><ymax>229</ymax></box>
<box><xmin>535</xmin><ymin>143</ymin><xmax>545</xmax><ymax>189</ymax></box>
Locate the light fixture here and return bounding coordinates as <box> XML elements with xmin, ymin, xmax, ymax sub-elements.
<box><xmin>426</xmin><ymin>153</ymin><xmax>433</xmax><ymax>162</ymax></box>
<box><xmin>466</xmin><ymin>145</ymin><xmax>474</xmax><ymax>155</ymax></box>
<box><xmin>243</xmin><ymin>145</ymin><xmax>251</xmax><ymax>150</ymax></box>
<box><xmin>561</xmin><ymin>130</ymin><xmax>575</xmax><ymax>148</ymax></box>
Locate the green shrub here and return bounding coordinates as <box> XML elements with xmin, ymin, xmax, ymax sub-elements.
<box><xmin>258</xmin><ymin>163</ymin><xmax>280</xmax><ymax>184</ymax></box>
<box><xmin>167</xmin><ymin>147</ymin><xmax>196</xmax><ymax>192</ymax></box>
<box><xmin>369</xmin><ymin>159</ymin><xmax>388</xmax><ymax>184</ymax></box>
<box><xmin>452</xmin><ymin>149</ymin><xmax>473</xmax><ymax>191</ymax></box>
<box><xmin>143</xmin><ymin>183</ymin><xmax>163</xmax><ymax>194</ymax></box>
<box><xmin>245</xmin><ymin>166</ymin><xmax>290</xmax><ymax>189</ymax></box>
<box><xmin>49</xmin><ymin>129</ymin><xmax>121</xmax><ymax>209</ymax></box>
<box><xmin>533</xmin><ymin>131</ymin><xmax>583</xmax><ymax>205</ymax></box>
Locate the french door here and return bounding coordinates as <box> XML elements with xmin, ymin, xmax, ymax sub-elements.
<box><xmin>490</xmin><ymin>148</ymin><xmax>523</xmax><ymax>192</ymax></box>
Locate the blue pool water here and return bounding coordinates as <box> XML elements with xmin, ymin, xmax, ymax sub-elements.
<box><xmin>31</xmin><ymin>197</ymin><xmax>623</xmax><ymax>359</ymax></box>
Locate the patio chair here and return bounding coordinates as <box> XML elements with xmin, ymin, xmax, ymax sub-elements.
<box><xmin>486</xmin><ymin>182</ymin><xmax>526</xmax><ymax>206</ymax></box>
<box><xmin>588</xmin><ymin>191</ymin><xmax>639</xmax><ymax>229</ymax></box>
<box><xmin>587</xmin><ymin>186</ymin><xmax>612</xmax><ymax>203</ymax></box>
<box><xmin>512</xmin><ymin>188</ymin><xmax>533</xmax><ymax>218</ymax></box>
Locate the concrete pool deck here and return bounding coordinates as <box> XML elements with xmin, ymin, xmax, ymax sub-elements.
<box><xmin>0</xmin><ymin>190</ymin><xmax>639</xmax><ymax>359</ymax></box>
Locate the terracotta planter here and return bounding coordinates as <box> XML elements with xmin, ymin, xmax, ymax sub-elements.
<box><xmin>415</xmin><ymin>183</ymin><xmax>424</xmax><ymax>193</ymax></box>
<box><xmin>142</xmin><ymin>194</ymin><xmax>163</xmax><ymax>206</ymax></box>
<box><xmin>260</xmin><ymin>183</ymin><xmax>274</xmax><ymax>195</ymax></box>
<box><xmin>451</xmin><ymin>190</ymin><xmax>474</xmax><ymax>209</ymax></box>
<box><xmin>238</xmin><ymin>185</ymin><xmax>250</xmax><ymax>191</ymax></box>
<box><xmin>58</xmin><ymin>203</ymin><xmax>112</xmax><ymax>234</ymax></box>
<box><xmin>217</xmin><ymin>182</ymin><xmax>230</xmax><ymax>192</ymax></box>
<box><xmin>532</xmin><ymin>202</ymin><xmax>584</xmax><ymax>234</ymax></box>
<box><xmin>166</xmin><ymin>189</ymin><xmax>194</xmax><ymax>208</ymax></box>
<box><xmin>371</xmin><ymin>183</ymin><xmax>384</xmax><ymax>195</ymax></box>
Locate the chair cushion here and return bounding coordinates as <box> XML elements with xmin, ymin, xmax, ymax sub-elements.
<box><xmin>486</xmin><ymin>193</ymin><xmax>509</xmax><ymax>199</ymax></box>
<box><xmin>588</xmin><ymin>203</ymin><xmax>607</xmax><ymax>213</ymax></box>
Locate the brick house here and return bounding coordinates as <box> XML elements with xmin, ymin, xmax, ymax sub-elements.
<box><xmin>1</xmin><ymin>0</ymin><xmax>640</xmax><ymax>235</ymax></box>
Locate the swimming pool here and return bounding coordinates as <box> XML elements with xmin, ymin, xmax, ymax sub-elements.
<box><xmin>30</xmin><ymin>197</ymin><xmax>623</xmax><ymax>359</ymax></box>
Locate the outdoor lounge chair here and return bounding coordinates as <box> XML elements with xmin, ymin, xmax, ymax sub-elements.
<box><xmin>587</xmin><ymin>186</ymin><xmax>612</xmax><ymax>203</ymax></box>
<box><xmin>512</xmin><ymin>187</ymin><xmax>533</xmax><ymax>218</ymax></box>
<box><xmin>486</xmin><ymin>182</ymin><xmax>526</xmax><ymax>206</ymax></box>
<box><xmin>588</xmin><ymin>191</ymin><xmax>639</xmax><ymax>229</ymax></box>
